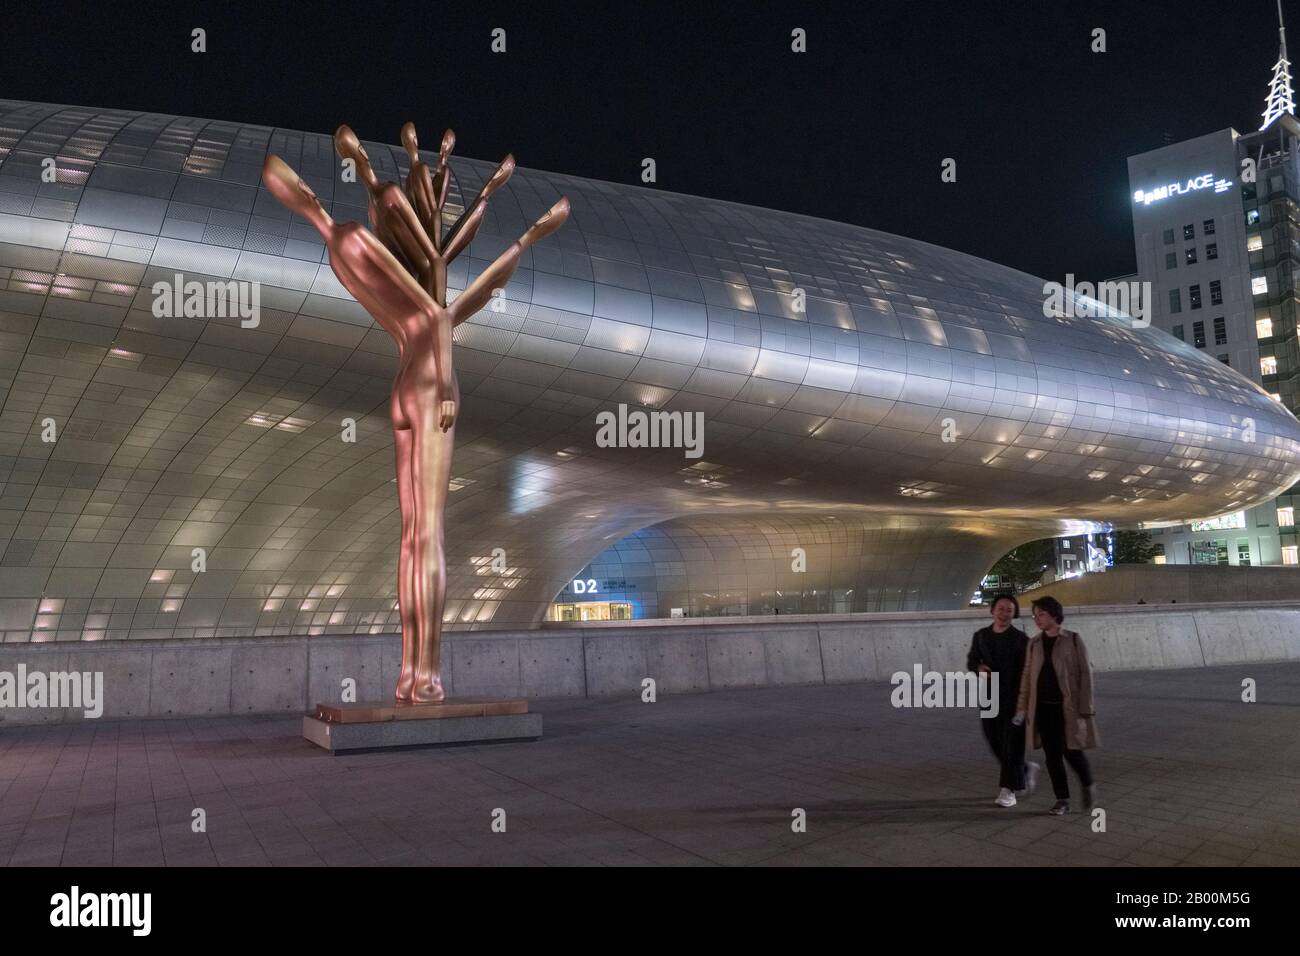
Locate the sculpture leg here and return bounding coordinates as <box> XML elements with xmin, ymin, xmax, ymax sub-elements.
<box><xmin>411</xmin><ymin>421</ymin><xmax>454</xmax><ymax>703</ymax></box>
<box><xmin>394</xmin><ymin>426</ymin><xmax>417</xmax><ymax>701</ymax></box>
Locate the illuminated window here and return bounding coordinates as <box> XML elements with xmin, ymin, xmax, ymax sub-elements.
<box><xmin>1189</xmin><ymin>284</ymin><xmax>1202</xmax><ymax>308</ymax></box>
<box><xmin>1185</xmin><ymin>247</ymin><xmax>1198</xmax><ymax>265</ymax></box>
<box><xmin>1152</xmin><ymin>554</ymin><xmax>1167</xmax><ymax>565</ymax></box>
<box><xmin>550</xmin><ymin>601</ymin><xmax>633</xmax><ymax>622</ymax></box>
<box><xmin>1253</xmin><ymin>276</ymin><xmax>1269</xmax><ymax>295</ymax></box>
<box><xmin>1247</xmin><ymin>209</ymin><xmax>1261</xmax><ymax>226</ymax></box>
<box><xmin>1247</xmin><ymin>234</ymin><xmax>1263</xmax><ymax>252</ymax></box>
<box><xmin>1279</xmin><ymin>507</ymin><xmax>1295</xmax><ymax>527</ymax></box>
<box><xmin>1257</xmin><ymin>317</ymin><xmax>1274</xmax><ymax>338</ymax></box>
<box><xmin>1183</xmin><ymin>223</ymin><xmax>1195</xmax><ymax>240</ymax></box>
<box><xmin>1262</xmin><ymin>355</ymin><xmax>1279</xmax><ymax>375</ymax></box>
<box><xmin>1193</xmin><ymin>320</ymin><xmax>1206</xmax><ymax>347</ymax></box>
<box><xmin>1284</xmin><ymin>546</ymin><xmax>1299</xmax><ymax>565</ymax></box>
<box><xmin>1270</xmin><ymin>392</ymin><xmax>1282</xmax><ymax>402</ymax></box>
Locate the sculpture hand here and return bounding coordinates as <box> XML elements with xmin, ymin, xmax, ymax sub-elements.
<box><xmin>428</xmin><ymin>129</ymin><xmax>456</xmax><ymax>218</ymax></box>
<box><xmin>438</xmin><ymin>400</ymin><xmax>457</xmax><ymax>432</ymax></box>
<box><xmin>401</xmin><ymin>122</ymin><xmax>439</xmax><ymax>239</ymax></box>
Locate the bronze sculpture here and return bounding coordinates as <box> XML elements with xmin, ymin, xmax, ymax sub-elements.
<box><xmin>263</xmin><ymin>124</ymin><xmax>569</xmax><ymax>702</ymax></box>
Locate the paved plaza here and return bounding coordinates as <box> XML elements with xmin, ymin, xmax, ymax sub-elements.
<box><xmin>1</xmin><ymin>662</ymin><xmax>1298</xmax><ymax>866</ymax></box>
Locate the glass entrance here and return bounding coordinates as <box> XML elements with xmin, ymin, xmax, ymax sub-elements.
<box><xmin>550</xmin><ymin>602</ymin><xmax>633</xmax><ymax>622</ymax></box>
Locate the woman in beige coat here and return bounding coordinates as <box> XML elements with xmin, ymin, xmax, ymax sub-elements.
<box><xmin>1013</xmin><ymin>595</ymin><xmax>1100</xmax><ymax>815</ymax></box>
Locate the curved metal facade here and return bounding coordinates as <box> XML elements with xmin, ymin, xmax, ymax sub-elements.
<box><xmin>0</xmin><ymin>98</ymin><xmax>1298</xmax><ymax>640</ymax></box>
<box><xmin>555</xmin><ymin>514</ymin><xmax>1023</xmax><ymax>616</ymax></box>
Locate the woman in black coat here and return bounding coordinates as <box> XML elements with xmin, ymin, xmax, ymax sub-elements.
<box><xmin>966</xmin><ymin>593</ymin><xmax>1039</xmax><ymax>807</ymax></box>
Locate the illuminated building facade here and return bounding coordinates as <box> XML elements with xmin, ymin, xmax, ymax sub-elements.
<box><xmin>1</xmin><ymin>98</ymin><xmax>1299</xmax><ymax>639</ymax></box>
<box><xmin>1126</xmin><ymin>13</ymin><xmax>1300</xmax><ymax>566</ymax></box>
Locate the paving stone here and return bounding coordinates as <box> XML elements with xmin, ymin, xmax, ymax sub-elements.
<box><xmin>0</xmin><ymin>663</ymin><xmax>1297</xmax><ymax>865</ymax></box>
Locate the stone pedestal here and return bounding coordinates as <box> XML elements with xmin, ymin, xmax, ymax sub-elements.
<box><xmin>302</xmin><ymin>698</ymin><xmax>542</xmax><ymax>753</ymax></box>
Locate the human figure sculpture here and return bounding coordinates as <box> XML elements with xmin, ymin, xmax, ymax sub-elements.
<box><xmin>263</xmin><ymin>124</ymin><xmax>569</xmax><ymax>702</ymax></box>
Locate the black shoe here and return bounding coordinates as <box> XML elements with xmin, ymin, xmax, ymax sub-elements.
<box><xmin>1083</xmin><ymin>784</ymin><xmax>1097</xmax><ymax>811</ymax></box>
<box><xmin>1048</xmin><ymin>800</ymin><xmax>1069</xmax><ymax>815</ymax></box>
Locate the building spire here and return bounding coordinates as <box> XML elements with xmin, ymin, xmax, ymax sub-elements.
<box><xmin>1262</xmin><ymin>0</ymin><xmax>1296</xmax><ymax>129</ymax></box>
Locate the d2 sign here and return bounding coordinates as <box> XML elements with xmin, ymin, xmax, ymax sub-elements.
<box><xmin>572</xmin><ymin>578</ymin><xmax>598</xmax><ymax>594</ymax></box>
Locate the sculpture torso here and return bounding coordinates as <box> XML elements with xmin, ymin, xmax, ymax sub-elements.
<box><xmin>326</xmin><ymin>222</ymin><xmax>456</xmax><ymax>432</ymax></box>
<box><xmin>393</xmin><ymin>313</ymin><xmax>458</xmax><ymax>433</ymax></box>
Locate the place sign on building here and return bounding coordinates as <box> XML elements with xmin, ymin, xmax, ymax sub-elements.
<box><xmin>1133</xmin><ymin>173</ymin><xmax>1232</xmax><ymax>206</ymax></box>
<box><xmin>567</xmin><ymin>578</ymin><xmax>635</xmax><ymax>595</ymax></box>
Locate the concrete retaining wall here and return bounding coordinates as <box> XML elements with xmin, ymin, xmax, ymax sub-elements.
<box><xmin>3</xmin><ymin>601</ymin><xmax>1299</xmax><ymax>724</ymax></box>
<box><xmin>1041</xmin><ymin>564</ymin><xmax>1300</xmax><ymax>606</ymax></box>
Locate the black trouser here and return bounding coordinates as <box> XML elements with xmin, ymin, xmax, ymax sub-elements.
<box><xmin>1037</xmin><ymin>700</ymin><xmax>1093</xmax><ymax>800</ymax></box>
<box><xmin>980</xmin><ymin>705</ymin><xmax>1026</xmax><ymax>791</ymax></box>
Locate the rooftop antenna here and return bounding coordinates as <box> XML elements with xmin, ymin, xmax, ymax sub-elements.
<box><xmin>1261</xmin><ymin>0</ymin><xmax>1296</xmax><ymax>129</ymax></box>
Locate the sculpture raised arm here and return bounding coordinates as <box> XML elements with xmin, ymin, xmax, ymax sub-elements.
<box><xmin>400</xmin><ymin>122</ymin><xmax>438</xmax><ymax>237</ymax></box>
<box><xmin>335</xmin><ymin>125</ymin><xmax>435</xmax><ymax>287</ymax></box>
<box><xmin>396</xmin><ymin>123</ymin><xmax>569</xmax><ymax>324</ymax></box>
<box><xmin>261</xmin><ymin>154</ymin><xmax>435</xmax><ymax>347</ymax></box>
<box><xmin>450</xmin><ymin>197</ymin><xmax>572</xmax><ymax>326</ymax></box>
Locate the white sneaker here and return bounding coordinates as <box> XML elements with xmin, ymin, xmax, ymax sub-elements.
<box><xmin>1017</xmin><ymin>761</ymin><xmax>1041</xmax><ymax>798</ymax></box>
<box><xmin>995</xmin><ymin>788</ymin><xmax>1017</xmax><ymax>807</ymax></box>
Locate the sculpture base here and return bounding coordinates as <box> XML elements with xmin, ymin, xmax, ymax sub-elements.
<box><xmin>302</xmin><ymin>698</ymin><xmax>542</xmax><ymax>753</ymax></box>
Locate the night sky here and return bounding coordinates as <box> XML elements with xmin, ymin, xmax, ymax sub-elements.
<box><xmin>0</xmin><ymin>0</ymin><xmax>1289</xmax><ymax>283</ymax></box>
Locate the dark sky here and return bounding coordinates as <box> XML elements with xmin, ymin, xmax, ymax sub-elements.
<box><xmin>0</xmin><ymin>0</ymin><xmax>1289</xmax><ymax>282</ymax></box>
